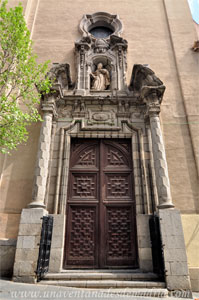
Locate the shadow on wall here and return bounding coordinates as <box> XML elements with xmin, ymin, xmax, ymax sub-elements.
<box><xmin>0</xmin><ymin>122</ymin><xmax>41</xmax><ymax>214</ymax></box>
<box><xmin>0</xmin><ymin>238</ymin><xmax>17</xmax><ymax>277</ymax></box>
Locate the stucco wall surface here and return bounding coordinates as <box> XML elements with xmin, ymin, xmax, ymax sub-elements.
<box><xmin>182</xmin><ymin>215</ymin><xmax>199</xmax><ymax>291</ymax></box>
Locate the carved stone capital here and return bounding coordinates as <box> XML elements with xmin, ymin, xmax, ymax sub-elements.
<box><xmin>146</xmin><ymin>104</ymin><xmax>161</xmax><ymax>118</ymax></box>
<box><xmin>75</xmin><ymin>38</ymin><xmax>91</xmax><ymax>52</ymax></box>
<box><xmin>110</xmin><ymin>35</ymin><xmax>128</xmax><ymax>51</ymax></box>
<box><xmin>42</xmin><ymin>96</ymin><xmax>58</xmax><ymax>118</ymax></box>
<box><xmin>142</xmin><ymin>86</ymin><xmax>164</xmax><ymax>118</ymax></box>
<box><xmin>141</xmin><ymin>85</ymin><xmax>165</xmax><ymax>103</ymax></box>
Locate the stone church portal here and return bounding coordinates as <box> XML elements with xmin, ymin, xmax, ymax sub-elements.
<box><xmin>0</xmin><ymin>4</ymin><xmax>196</xmax><ymax>292</ymax></box>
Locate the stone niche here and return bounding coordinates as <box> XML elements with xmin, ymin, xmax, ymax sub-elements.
<box><xmin>74</xmin><ymin>12</ymin><xmax>128</xmax><ymax>95</ymax></box>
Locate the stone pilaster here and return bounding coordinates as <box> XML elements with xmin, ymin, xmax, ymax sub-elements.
<box><xmin>144</xmin><ymin>89</ymin><xmax>174</xmax><ymax>209</ymax></box>
<box><xmin>28</xmin><ymin>97</ymin><xmax>56</xmax><ymax>209</ymax></box>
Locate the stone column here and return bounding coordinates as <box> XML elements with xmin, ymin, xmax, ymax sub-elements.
<box><xmin>142</xmin><ymin>84</ymin><xmax>191</xmax><ymax>294</ymax></box>
<box><xmin>28</xmin><ymin>97</ymin><xmax>56</xmax><ymax>209</ymax></box>
<box><xmin>144</xmin><ymin>89</ymin><xmax>174</xmax><ymax>209</ymax></box>
<box><xmin>149</xmin><ymin>110</ymin><xmax>174</xmax><ymax>209</ymax></box>
<box><xmin>13</xmin><ymin>97</ymin><xmax>56</xmax><ymax>283</ymax></box>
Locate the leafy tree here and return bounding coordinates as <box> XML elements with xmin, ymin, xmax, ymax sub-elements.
<box><xmin>0</xmin><ymin>0</ymin><xmax>51</xmax><ymax>154</ymax></box>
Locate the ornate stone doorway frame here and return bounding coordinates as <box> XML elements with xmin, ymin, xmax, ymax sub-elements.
<box><xmin>13</xmin><ymin>63</ymin><xmax>192</xmax><ymax>292</ymax></box>
<box><xmin>47</xmin><ymin>118</ymin><xmax>155</xmax><ymax>274</ymax></box>
<box><xmin>37</xmin><ymin>84</ymin><xmax>174</xmax><ymax>273</ymax></box>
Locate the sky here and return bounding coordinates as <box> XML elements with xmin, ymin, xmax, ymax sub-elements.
<box><xmin>187</xmin><ymin>0</ymin><xmax>199</xmax><ymax>24</ymax></box>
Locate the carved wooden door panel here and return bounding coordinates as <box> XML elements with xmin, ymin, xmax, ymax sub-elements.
<box><xmin>64</xmin><ymin>139</ymin><xmax>99</xmax><ymax>268</ymax></box>
<box><xmin>100</xmin><ymin>140</ymin><xmax>137</xmax><ymax>267</ymax></box>
<box><xmin>64</xmin><ymin>139</ymin><xmax>137</xmax><ymax>269</ymax></box>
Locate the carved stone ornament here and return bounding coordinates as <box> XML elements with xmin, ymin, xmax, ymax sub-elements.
<box><xmin>92</xmin><ymin>112</ymin><xmax>109</xmax><ymax>121</ymax></box>
<box><xmin>129</xmin><ymin>64</ymin><xmax>164</xmax><ymax>91</ymax></box>
<box><xmin>129</xmin><ymin>64</ymin><xmax>165</xmax><ymax>105</ymax></box>
<box><xmin>94</xmin><ymin>39</ymin><xmax>109</xmax><ymax>53</ymax></box>
<box><xmin>79</xmin><ymin>12</ymin><xmax>123</xmax><ymax>38</ymax></box>
<box><xmin>47</xmin><ymin>63</ymin><xmax>73</xmax><ymax>96</ymax></box>
<box><xmin>86</xmin><ymin>110</ymin><xmax>115</xmax><ymax>127</ymax></box>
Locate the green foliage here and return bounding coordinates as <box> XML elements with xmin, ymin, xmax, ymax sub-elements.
<box><xmin>0</xmin><ymin>0</ymin><xmax>51</xmax><ymax>153</ymax></box>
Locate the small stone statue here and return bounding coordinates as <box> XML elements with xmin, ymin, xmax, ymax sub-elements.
<box><xmin>91</xmin><ymin>63</ymin><xmax>110</xmax><ymax>91</ymax></box>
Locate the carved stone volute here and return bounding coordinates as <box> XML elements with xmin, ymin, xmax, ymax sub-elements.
<box><xmin>129</xmin><ymin>64</ymin><xmax>165</xmax><ymax>117</ymax></box>
<box><xmin>47</xmin><ymin>63</ymin><xmax>73</xmax><ymax>97</ymax></box>
<box><xmin>129</xmin><ymin>64</ymin><xmax>165</xmax><ymax>93</ymax></box>
<box><xmin>110</xmin><ymin>35</ymin><xmax>128</xmax><ymax>51</ymax></box>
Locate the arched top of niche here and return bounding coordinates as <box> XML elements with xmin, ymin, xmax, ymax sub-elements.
<box><xmin>79</xmin><ymin>12</ymin><xmax>123</xmax><ymax>39</ymax></box>
<box><xmin>91</xmin><ymin>55</ymin><xmax>113</xmax><ymax>72</ymax></box>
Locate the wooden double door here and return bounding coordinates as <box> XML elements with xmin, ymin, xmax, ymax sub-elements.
<box><xmin>64</xmin><ymin>139</ymin><xmax>137</xmax><ymax>269</ymax></box>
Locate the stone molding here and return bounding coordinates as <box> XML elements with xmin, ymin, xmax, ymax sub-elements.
<box><xmin>79</xmin><ymin>12</ymin><xmax>123</xmax><ymax>38</ymax></box>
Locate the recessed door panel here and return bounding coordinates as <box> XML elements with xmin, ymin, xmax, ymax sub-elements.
<box><xmin>66</xmin><ymin>205</ymin><xmax>98</xmax><ymax>267</ymax></box>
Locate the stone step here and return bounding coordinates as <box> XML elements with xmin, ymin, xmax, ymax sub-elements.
<box><xmin>39</xmin><ymin>280</ymin><xmax>166</xmax><ymax>289</ymax></box>
<box><xmin>45</xmin><ymin>271</ymin><xmax>159</xmax><ymax>281</ymax></box>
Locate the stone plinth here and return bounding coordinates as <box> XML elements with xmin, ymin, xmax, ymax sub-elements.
<box><xmin>159</xmin><ymin>209</ymin><xmax>192</xmax><ymax>296</ymax></box>
<box><xmin>13</xmin><ymin>208</ymin><xmax>47</xmax><ymax>283</ymax></box>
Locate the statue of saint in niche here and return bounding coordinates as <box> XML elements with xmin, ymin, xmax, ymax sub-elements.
<box><xmin>91</xmin><ymin>63</ymin><xmax>110</xmax><ymax>91</ymax></box>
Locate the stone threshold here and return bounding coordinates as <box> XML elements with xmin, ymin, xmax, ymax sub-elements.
<box><xmin>39</xmin><ymin>279</ymin><xmax>166</xmax><ymax>289</ymax></box>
